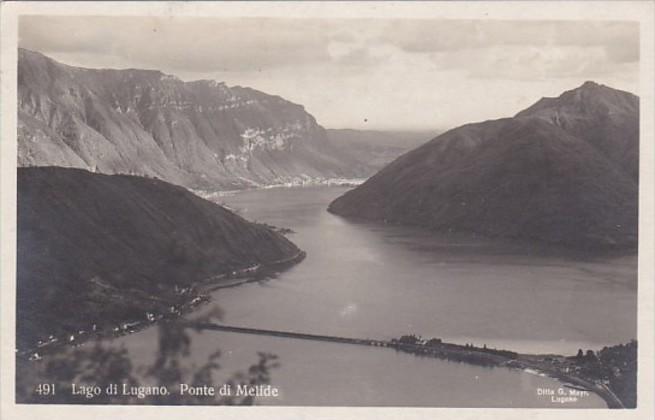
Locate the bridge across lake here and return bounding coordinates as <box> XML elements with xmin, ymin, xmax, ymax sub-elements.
<box><xmin>188</xmin><ymin>322</ymin><xmax>624</xmax><ymax>409</ymax></box>
<box><xmin>189</xmin><ymin>322</ymin><xmax>391</xmax><ymax>348</ymax></box>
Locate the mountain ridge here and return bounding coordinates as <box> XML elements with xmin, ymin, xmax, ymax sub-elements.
<box><xmin>328</xmin><ymin>82</ymin><xmax>639</xmax><ymax>250</ymax></box>
<box><xmin>18</xmin><ymin>48</ymin><xmax>370</xmax><ymax>190</ymax></box>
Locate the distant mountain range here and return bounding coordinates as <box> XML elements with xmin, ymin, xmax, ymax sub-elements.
<box><xmin>18</xmin><ymin>49</ymin><xmax>371</xmax><ymax>190</ymax></box>
<box><xmin>329</xmin><ymin>82</ymin><xmax>639</xmax><ymax>249</ymax></box>
<box><xmin>326</xmin><ymin>129</ymin><xmax>438</xmax><ymax>170</ymax></box>
<box><xmin>17</xmin><ymin>50</ymin><xmax>436</xmax><ymax>350</ymax></box>
<box><xmin>17</xmin><ymin>167</ymin><xmax>302</xmax><ymax>349</ymax></box>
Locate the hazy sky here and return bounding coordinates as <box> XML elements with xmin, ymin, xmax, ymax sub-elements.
<box><xmin>19</xmin><ymin>16</ymin><xmax>639</xmax><ymax>130</ymax></box>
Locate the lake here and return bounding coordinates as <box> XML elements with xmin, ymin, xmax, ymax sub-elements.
<box><xmin>111</xmin><ymin>186</ymin><xmax>637</xmax><ymax>407</ymax></box>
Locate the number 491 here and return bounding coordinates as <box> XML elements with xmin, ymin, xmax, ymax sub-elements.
<box><xmin>35</xmin><ymin>383</ymin><xmax>56</xmax><ymax>396</ymax></box>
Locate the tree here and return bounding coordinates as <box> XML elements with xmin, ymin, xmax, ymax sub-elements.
<box><xmin>398</xmin><ymin>335</ymin><xmax>419</xmax><ymax>345</ymax></box>
<box><xmin>17</xmin><ymin>312</ymin><xmax>279</xmax><ymax>405</ymax></box>
<box><xmin>426</xmin><ymin>338</ymin><xmax>442</xmax><ymax>347</ymax></box>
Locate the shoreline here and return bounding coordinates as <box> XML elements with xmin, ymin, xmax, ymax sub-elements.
<box><xmin>198</xmin><ymin>250</ymin><xmax>307</xmax><ymax>293</ymax></box>
<box><xmin>193</xmin><ymin>177</ymin><xmax>366</xmax><ymax>201</ymax></box>
<box><xmin>511</xmin><ymin>355</ymin><xmax>625</xmax><ymax>409</ymax></box>
<box><xmin>18</xmin><ymin>250</ymin><xmax>307</xmax><ymax>361</ymax></box>
<box><xmin>187</xmin><ymin>322</ymin><xmax>629</xmax><ymax>409</ymax></box>
<box><xmin>19</xmin><ymin>283</ymin><xmax>628</xmax><ymax>409</ymax></box>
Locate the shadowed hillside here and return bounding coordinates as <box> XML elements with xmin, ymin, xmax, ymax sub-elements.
<box><xmin>329</xmin><ymin>82</ymin><xmax>638</xmax><ymax>250</ymax></box>
<box><xmin>17</xmin><ymin>167</ymin><xmax>302</xmax><ymax>349</ymax></box>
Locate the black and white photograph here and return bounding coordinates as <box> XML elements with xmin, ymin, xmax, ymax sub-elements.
<box><xmin>1</xmin><ymin>2</ymin><xmax>653</xmax><ymax>419</ymax></box>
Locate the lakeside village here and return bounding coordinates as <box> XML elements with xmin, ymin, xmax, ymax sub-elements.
<box><xmin>16</xmin><ymin>249</ymin><xmax>307</xmax><ymax>361</ymax></box>
<box><xmin>185</xmin><ymin>320</ymin><xmax>636</xmax><ymax>409</ymax></box>
<box><xmin>19</xmin><ymin>249</ymin><xmax>307</xmax><ymax>361</ymax></box>
<box><xmin>22</xmin><ymin>286</ymin><xmax>210</xmax><ymax>361</ymax></box>
<box><xmin>388</xmin><ymin>334</ymin><xmax>636</xmax><ymax>408</ymax></box>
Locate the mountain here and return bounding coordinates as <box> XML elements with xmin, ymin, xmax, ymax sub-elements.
<box><xmin>17</xmin><ymin>167</ymin><xmax>303</xmax><ymax>349</ymax></box>
<box><xmin>328</xmin><ymin>82</ymin><xmax>639</xmax><ymax>249</ymax></box>
<box><xmin>326</xmin><ymin>129</ymin><xmax>439</xmax><ymax>170</ymax></box>
<box><xmin>17</xmin><ymin>49</ymin><xmax>369</xmax><ymax>190</ymax></box>
<box><xmin>516</xmin><ymin>81</ymin><xmax>639</xmax><ymax>181</ymax></box>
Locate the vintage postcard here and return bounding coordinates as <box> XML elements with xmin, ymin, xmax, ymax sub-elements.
<box><xmin>1</xmin><ymin>2</ymin><xmax>653</xmax><ymax>420</ymax></box>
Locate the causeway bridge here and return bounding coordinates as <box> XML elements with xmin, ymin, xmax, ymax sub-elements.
<box><xmin>189</xmin><ymin>322</ymin><xmax>391</xmax><ymax>348</ymax></box>
<box><xmin>188</xmin><ymin>322</ymin><xmax>625</xmax><ymax>409</ymax></box>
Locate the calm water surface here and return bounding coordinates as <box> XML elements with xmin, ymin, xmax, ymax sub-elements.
<box><xmin>111</xmin><ymin>186</ymin><xmax>637</xmax><ymax>407</ymax></box>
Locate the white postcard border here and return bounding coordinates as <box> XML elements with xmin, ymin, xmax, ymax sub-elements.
<box><xmin>1</xmin><ymin>2</ymin><xmax>653</xmax><ymax>420</ymax></box>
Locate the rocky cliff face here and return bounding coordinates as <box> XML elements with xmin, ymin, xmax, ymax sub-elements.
<box><xmin>329</xmin><ymin>82</ymin><xmax>639</xmax><ymax>249</ymax></box>
<box><xmin>18</xmin><ymin>49</ymin><xmax>368</xmax><ymax>190</ymax></box>
<box><xmin>17</xmin><ymin>167</ymin><xmax>303</xmax><ymax>348</ymax></box>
